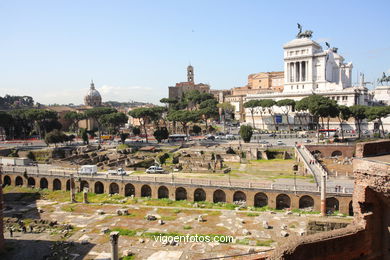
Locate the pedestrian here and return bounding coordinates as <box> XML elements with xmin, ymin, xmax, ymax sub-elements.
<box><xmin>22</xmin><ymin>226</ymin><xmax>27</xmax><ymax>233</ymax></box>
<box><xmin>9</xmin><ymin>228</ymin><xmax>13</xmax><ymax>237</ymax></box>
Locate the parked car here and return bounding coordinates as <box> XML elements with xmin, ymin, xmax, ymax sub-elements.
<box><xmin>304</xmin><ymin>139</ymin><xmax>312</xmax><ymax>143</ymax></box>
<box><xmin>146</xmin><ymin>166</ymin><xmax>165</xmax><ymax>174</ymax></box>
<box><xmin>204</xmin><ymin>135</ymin><xmax>215</xmax><ymax>141</ymax></box>
<box><xmin>276</xmin><ymin>140</ymin><xmax>285</xmax><ymax>145</ymax></box>
<box><xmin>259</xmin><ymin>140</ymin><xmax>269</xmax><ymax>144</ymax></box>
<box><xmin>225</xmin><ymin>134</ymin><xmax>235</xmax><ymax>140</ymax></box>
<box><xmin>108</xmin><ymin>168</ymin><xmax>127</xmax><ymax>175</ymax></box>
<box><xmin>269</xmin><ymin>133</ymin><xmax>277</xmax><ymax>137</ymax></box>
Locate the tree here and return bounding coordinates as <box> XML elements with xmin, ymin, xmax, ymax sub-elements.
<box><xmin>366</xmin><ymin>106</ymin><xmax>390</xmax><ymax>138</ymax></box>
<box><xmin>84</xmin><ymin>107</ymin><xmax>117</xmax><ymax>143</ymax></box>
<box><xmin>261</xmin><ymin>100</ymin><xmax>277</xmax><ymax>130</ymax></box>
<box><xmin>350</xmin><ymin>105</ymin><xmax>368</xmax><ymax>139</ymax></box>
<box><xmin>153</xmin><ymin>127</ymin><xmax>169</xmax><ymax>143</ymax></box>
<box><xmin>25</xmin><ymin>109</ymin><xmax>58</xmax><ymax>138</ymax></box>
<box><xmin>276</xmin><ymin>99</ymin><xmax>296</xmax><ymax>131</ymax></box>
<box><xmin>160</xmin><ymin>98</ymin><xmax>178</xmax><ymax>108</ymax></box>
<box><xmin>217</xmin><ymin>102</ymin><xmax>235</xmax><ymax>132</ymax></box>
<box><xmin>167</xmin><ymin>110</ymin><xmax>199</xmax><ymax>137</ymax></box>
<box><xmin>337</xmin><ymin>105</ymin><xmax>351</xmax><ymax>141</ymax></box>
<box><xmin>80</xmin><ymin>128</ymin><xmax>89</xmax><ymax>145</ymax></box>
<box><xmin>239</xmin><ymin>125</ymin><xmax>253</xmax><ymax>143</ymax></box>
<box><xmin>243</xmin><ymin>100</ymin><xmax>260</xmax><ymax>128</ymax></box>
<box><xmin>119</xmin><ymin>132</ymin><xmax>129</xmax><ymax>144</ymax></box>
<box><xmin>64</xmin><ymin>111</ymin><xmax>85</xmax><ymax>135</ymax></box>
<box><xmin>128</xmin><ymin>107</ymin><xmax>156</xmax><ymax>143</ymax></box>
<box><xmin>192</xmin><ymin>125</ymin><xmax>202</xmax><ymax>135</ymax></box>
<box><xmin>132</xmin><ymin>127</ymin><xmax>141</xmax><ymax>136</ymax></box>
<box><xmin>45</xmin><ymin>129</ymin><xmax>66</xmax><ymax>147</ymax></box>
<box><xmin>0</xmin><ymin>111</ymin><xmax>13</xmax><ymax>139</ymax></box>
<box><xmin>100</xmin><ymin>112</ymin><xmax>128</xmax><ymax>135</ymax></box>
<box><xmin>199</xmin><ymin>99</ymin><xmax>218</xmax><ymax>133</ymax></box>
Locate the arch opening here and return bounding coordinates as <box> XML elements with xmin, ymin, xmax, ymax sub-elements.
<box><xmin>331</xmin><ymin>150</ymin><xmax>342</xmax><ymax>157</ymax></box>
<box><xmin>94</xmin><ymin>181</ymin><xmax>104</xmax><ymax>194</ymax></box>
<box><xmin>233</xmin><ymin>191</ymin><xmax>246</xmax><ymax>203</ymax></box>
<box><xmin>326</xmin><ymin>197</ymin><xmax>340</xmax><ymax>214</ymax></box>
<box><xmin>213</xmin><ymin>189</ymin><xmax>226</xmax><ymax>203</ymax></box>
<box><xmin>276</xmin><ymin>194</ymin><xmax>291</xmax><ymax>210</ymax></box>
<box><xmin>40</xmin><ymin>178</ymin><xmax>48</xmax><ymax>189</ymax></box>
<box><xmin>254</xmin><ymin>192</ymin><xmax>268</xmax><ymax>207</ymax></box>
<box><xmin>53</xmin><ymin>179</ymin><xmax>61</xmax><ymax>190</ymax></box>
<box><xmin>194</xmin><ymin>188</ymin><xmax>206</xmax><ymax>202</ymax></box>
<box><xmin>299</xmin><ymin>195</ymin><xmax>314</xmax><ymax>209</ymax></box>
<box><xmin>15</xmin><ymin>176</ymin><xmax>23</xmax><ymax>186</ymax></box>
<box><xmin>125</xmin><ymin>183</ymin><xmax>135</xmax><ymax>197</ymax></box>
<box><xmin>109</xmin><ymin>183</ymin><xmax>119</xmax><ymax>194</ymax></box>
<box><xmin>3</xmin><ymin>176</ymin><xmax>11</xmax><ymax>186</ymax></box>
<box><xmin>141</xmin><ymin>185</ymin><xmax>151</xmax><ymax>197</ymax></box>
<box><xmin>175</xmin><ymin>187</ymin><xmax>187</xmax><ymax>201</ymax></box>
<box><xmin>158</xmin><ymin>186</ymin><xmax>169</xmax><ymax>199</ymax></box>
<box><xmin>27</xmin><ymin>177</ymin><xmax>35</xmax><ymax>187</ymax></box>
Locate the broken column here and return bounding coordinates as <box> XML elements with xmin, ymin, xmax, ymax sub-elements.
<box><xmin>70</xmin><ymin>174</ymin><xmax>76</xmax><ymax>203</ymax></box>
<box><xmin>83</xmin><ymin>188</ymin><xmax>88</xmax><ymax>203</ymax></box>
<box><xmin>321</xmin><ymin>173</ymin><xmax>327</xmax><ymax>217</ymax></box>
<box><xmin>110</xmin><ymin>231</ymin><xmax>120</xmax><ymax>260</ymax></box>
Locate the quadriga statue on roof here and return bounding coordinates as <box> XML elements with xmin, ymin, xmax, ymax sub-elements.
<box><xmin>296</xmin><ymin>23</ymin><xmax>313</xmax><ymax>39</ymax></box>
<box><xmin>378</xmin><ymin>72</ymin><xmax>390</xmax><ymax>85</ymax></box>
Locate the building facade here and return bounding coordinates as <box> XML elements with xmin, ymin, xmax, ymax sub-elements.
<box><xmin>242</xmin><ymin>27</ymin><xmax>371</xmax><ymax>130</ymax></box>
<box><xmin>168</xmin><ymin>65</ymin><xmax>210</xmax><ymax>101</ymax></box>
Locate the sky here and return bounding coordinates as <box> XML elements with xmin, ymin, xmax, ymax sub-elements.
<box><xmin>1</xmin><ymin>0</ymin><xmax>390</xmax><ymax>105</ymax></box>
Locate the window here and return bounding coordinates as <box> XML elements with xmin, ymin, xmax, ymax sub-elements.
<box><xmin>302</xmin><ymin>85</ymin><xmax>304</xmax><ymax>89</ymax></box>
<box><xmin>291</xmin><ymin>86</ymin><xmax>293</xmax><ymax>90</ymax></box>
<box><xmin>297</xmin><ymin>85</ymin><xmax>299</xmax><ymax>89</ymax></box>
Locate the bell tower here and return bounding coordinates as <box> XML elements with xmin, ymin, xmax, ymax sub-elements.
<box><xmin>187</xmin><ymin>65</ymin><xmax>194</xmax><ymax>83</ymax></box>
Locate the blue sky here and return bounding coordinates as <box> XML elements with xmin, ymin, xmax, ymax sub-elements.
<box><xmin>1</xmin><ymin>0</ymin><xmax>389</xmax><ymax>105</ymax></box>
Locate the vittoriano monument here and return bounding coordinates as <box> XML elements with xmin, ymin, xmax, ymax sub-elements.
<box><xmin>296</xmin><ymin>23</ymin><xmax>313</xmax><ymax>38</ymax></box>
<box><xmin>378</xmin><ymin>72</ymin><xmax>390</xmax><ymax>85</ymax></box>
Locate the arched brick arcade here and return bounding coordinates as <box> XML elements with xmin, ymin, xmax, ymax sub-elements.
<box><xmin>28</xmin><ymin>177</ymin><xmax>35</xmax><ymax>187</ymax></box>
<box><xmin>109</xmin><ymin>183</ymin><xmax>119</xmax><ymax>194</ymax></box>
<box><xmin>53</xmin><ymin>179</ymin><xmax>62</xmax><ymax>191</ymax></box>
<box><xmin>175</xmin><ymin>187</ymin><xmax>187</xmax><ymax>201</ymax></box>
<box><xmin>3</xmin><ymin>175</ymin><xmax>11</xmax><ymax>186</ymax></box>
<box><xmin>125</xmin><ymin>183</ymin><xmax>135</xmax><ymax>197</ymax></box>
<box><xmin>299</xmin><ymin>195</ymin><xmax>314</xmax><ymax>209</ymax></box>
<box><xmin>326</xmin><ymin>197</ymin><xmax>339</xmax><ymax>213</ymax></box>
<box><xmin>94</xmin><ymin>181</ymin><xmax>104</xmax><ymax>194</ymax></box>
<box><xmin>40</xmin><ymin>178</ymin><xmax>48</xmax><ymax>189</ymax></box>
<box><xmin>276</xmin><ymin>194</ymin><xmax>291</xmax><ymax>210</ymax></box>
<box><xmin>158</xmin><ymin>186</ymin><xmax>169</xmax><ymax>199</ymax></box>
<box><xmin>194</xmin><ymin>188</ymin><xmax>206</xmax><ymax>202</ymax></box>
<box><xmin>233</xmin><ymin>191</ymin><xmax>246</xmax><ymax>203</ymax></box>
<box><xmin>254</xmin><ymin>192</ymin><xmax>268</xmax><ymax>207</ymax></box>
<box><xmin>15</xmin><ymin>176</ymin><xmax>23</xmax><ymax>186</ymax></box>
<box><xmin>213</xmin><ymin>189</ymin><xmax>226</xmax><ymax>203</ymax></box>
<box><xmin>80</xmin><ymin>180</ymin><xmax>89</xmax><ymax>191</ymax></box>
<box><xmin>141</xmin><ymin>185</ymin><xmax>151</xmax><ymax>197</ymax></box>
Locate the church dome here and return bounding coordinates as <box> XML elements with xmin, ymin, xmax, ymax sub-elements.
<box><xmin>84</xmin><ymin>81</ymin><xmax>102</xmax><ymax>107</ymax></box>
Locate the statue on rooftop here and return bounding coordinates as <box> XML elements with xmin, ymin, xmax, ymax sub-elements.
<box><xmin>296</xmin><ymin>23</ymin><xmax>313</xmax><ymax>39</ymax></box>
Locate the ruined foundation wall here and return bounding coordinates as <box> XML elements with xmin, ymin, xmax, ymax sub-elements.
<box><xmin>268</xmin><ymin>140</ymin><xmax>390</xmax><ymax>260</ymax></box>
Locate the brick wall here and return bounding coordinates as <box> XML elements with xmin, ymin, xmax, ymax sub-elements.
<box><xmin>305</xmin><ymin>144</ymin><xmax>355</xmax><ymax>158</ymax></box>
<box><xmin>355</xmin><ymin>140</ymin><xmax>390</xmax><ymax>158</ymax></box>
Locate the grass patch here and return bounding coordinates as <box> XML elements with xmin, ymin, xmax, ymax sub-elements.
<box><xmin>120</xmin><ymin>256</ymin><xmax>135</xmax><ymax>260</ymax></box>
<box><xmin>246</xmin><ymin>213</ymin><xmax>259</xmax><ymax>217</ymax></box>
<box><xmin>183</xmin><ymin>225</ymin><xmax>192</xmax><ymax>230</ymax></box>
<box><xmin>256</xmin><ymin>239</ymin><xmax>274</xmax><ymax>247</ymax></box>
<box><xmin>111</xmin><ymin>228</ymin><xmax>139</xmax><ymax>237</ymax></box>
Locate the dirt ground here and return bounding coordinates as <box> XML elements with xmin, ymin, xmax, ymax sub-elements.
<box><xmin>2</xmin><ymin>190</ymin><xmax>352</xmax><ymax>260</ymax></box>
<box><xmin>320</xmin><ymin>158</ymin><xmax>353</xmax><ymax>177</ymax></box>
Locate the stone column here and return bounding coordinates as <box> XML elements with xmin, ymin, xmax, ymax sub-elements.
<box><xmin>110</xmin><ymin>231</ymin><xmax>120</xmax><ymax>260</ymax></box>
<box><xmin>83</xmin><ymin>189</ymin><xmax>88</xmax><ymax>203</ymax></box>
<box><xmin>321</xmin><ymin>173</ymin><xmax>326</xmax><ymax>216</ymax></box>
<box><xmin>69</xmin><ymin>174</ymin><xmax>76</xmax><ymax>203</ymax></box>
<box><xmin>299</xmin><ymin>61</ymin><xmax>302</xmax><ymax>82</ymax></box>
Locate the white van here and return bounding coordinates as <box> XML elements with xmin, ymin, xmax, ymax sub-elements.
<box><xmin>79</xmin><ymin>165</ymin><xmax>98</xmax><ymax>175</ymax></box>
